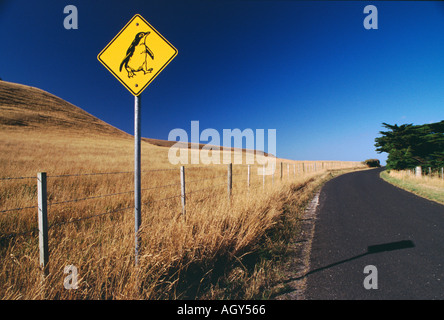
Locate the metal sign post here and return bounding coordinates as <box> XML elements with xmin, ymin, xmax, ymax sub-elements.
<box><xmin>134</xmin><ymin>95</ymin><xmax>141</xmax><ymax>264</ymax></box>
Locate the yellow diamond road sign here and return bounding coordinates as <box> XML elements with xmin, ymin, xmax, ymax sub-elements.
<box><xmin>98</xmin><ymin>14</ymin><xmax>178</xmax><ymax>96</ymax></box>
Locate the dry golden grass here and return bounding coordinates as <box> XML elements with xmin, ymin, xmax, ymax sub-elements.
<box><xmin>0</xmin><ymin>80</ymin><xmax>364</xmax><ymax>299</ymax></box>
<box><xmin>381</xmin><ymin>169</ymin><xmax>444</xmax><ymax>205</ymax></box>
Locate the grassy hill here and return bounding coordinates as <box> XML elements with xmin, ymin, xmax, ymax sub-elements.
<box><xmin>0</xmin><ymin>80</ymin><xmax>128</xmax><ymax>136</ymax></box>
<box><xmin>0</xmin><ymin>80</ymin><xmax>273</xmax><ymax>178</ymax></box>
<box><xmin>0</xmin><ymin>80</ymin><xmax>189</xmax><ymax>179</ymax></box>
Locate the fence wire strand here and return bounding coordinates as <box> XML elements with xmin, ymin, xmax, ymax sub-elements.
<box><xmin>48</xmin><ymin>171</ymin><xmax>133</xmax><ymax>178</ymax></box>
<box><xmin>0</xmin><ymin>227</ymin><xmax>39</xmax><ymax>241</ymax></box>
<box><xmin>186</xmin><ymin>182</ymin><xmax>226</xmax><ymax>195</ymax></box>
<box><xmin>49</xmin><ymin>190</ymin><xmax>135</xmax><ymax>206</ymax></box>
<box><xmin>0</xmin><ymin>176</ymin><xmax>35</xmax><ymax>181</ymax></box>
<box><xmin>1</xmin><ymin>163</ymin><xmax>316</xmax><ymax>242</ymax></box>
<box><xmin>186</xmin><ymin>174</ymin><xmax>226</xmax><ymax>184</ymax></box>
<box><xmin>141</xmin><ymin>182</ymin><xmax>181</xmax><ymax>192</ymax></box>
<box><xmin>147</xmin><ymin>194</ymin><xmax>181</xmax><ymax>204</ymax></box>
<box><xmin>48</xmin><ymin>205</ymin><xmax>134</xmax><ymax>229</ymax></box>
<box><xmin>1</xmin><ymin>205</ymin><xmax>37</xmax><ymax>214</ymax></box>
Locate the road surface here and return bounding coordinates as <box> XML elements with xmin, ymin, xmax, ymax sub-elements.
<box><xmin>305</xmin><ymin>168</ymin><xmax>444</xmax><ymax>299</ymax></box>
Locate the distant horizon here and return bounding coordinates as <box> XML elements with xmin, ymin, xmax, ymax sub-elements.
<box><xmin>1</xmin><ymin>1</ymin><xmax>444</xmax><ymax>165</ymax></box>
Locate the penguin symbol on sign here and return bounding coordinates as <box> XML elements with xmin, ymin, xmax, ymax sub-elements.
<box><xmin>119</xmin><ymin>31</ymin><xmax>154</xmax><ymax>78</ymax></box>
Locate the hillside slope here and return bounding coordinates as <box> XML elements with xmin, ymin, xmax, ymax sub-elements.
<box><xmin>0</xmin><ymin>81</ymin><xmax>173</xmax><ymax>177</ymax></box>
<box><xmin>0</xmin><ymin>80</ymin><xmax>275</xmax><ymax>160</ymax></box>
<box><xmin>0</xmin><ymin>80</ymin><xmax>129</xmax><ymax>137</ymax></box>
<box><xmin>0</xmin><ymin>80</ymin><xmax>354</xmax><ymax>179</ymax></box>
<box><xmin>0</xmin><ymin>81</ymin><xmax>269</xmax><ymax>156</ymax></box>
<box><xmin>0</xmin><ymin>81</ymin><xmax>282</xmax><ymax>178</ymax></box>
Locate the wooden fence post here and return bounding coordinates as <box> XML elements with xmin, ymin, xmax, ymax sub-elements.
<box><xmin>37</xmin><ymin>172</ymin><xmax>49</xmax><ymax>277</ymax></box>
<box><xmin>280</xmin><ymin>162</ymin><xmax>283</xmax><ymax>181</ymax></box>
<box><xmin>247</xmin><ymin>164</ymin><xmax>250</xmax><ymax>189</ymax></box>
<box><xmin>180</xmin><ymin>166</ymin><xmax>186</xmax><ymax>218</ymax></box>
<box><xmin>228</xmin><ymin>163</ymin><xmax>232</xmax><ymax>199</ymax></box>
<box><xmin>263</xmin><ymin>164</ymin><xmax>265</xmax><ymax>189</ymax></box>
<box><xmin>272</xmin><ymin>163</ymin><xmax>275</xmax><ymax>185</ymax></box>
<box><xmin>415</xmin><ymin>166</ymin><xmax>421</xmax><ymax>177</ymax></box>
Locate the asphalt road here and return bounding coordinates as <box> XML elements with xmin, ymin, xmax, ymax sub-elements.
<box><xmin>305</xmin><ymin>168</ymin><xmax>444</xmax><ymax>300</ymax></box>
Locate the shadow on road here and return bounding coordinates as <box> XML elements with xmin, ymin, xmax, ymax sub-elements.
<box><xmin>275</xmin><ymin>240</ymin><xmax>415</xmax><ymax>298</ymax></box>
<box><xmin>305</xmin><ymin>240</ymin><xmax>415</xmax><ymax>277</ymax></box>
<box><xmin>367</xmin><ymin>240</ymin><xmax>415</xmax><ymax>254</ymax></box>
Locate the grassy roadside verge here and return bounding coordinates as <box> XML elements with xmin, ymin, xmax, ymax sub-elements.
<box><xmin>0</xmin><ymin>166</ymin><xmax>365</xmax><ymax>300</ymax></box>
<box><xmin>380</xmin><ymin>170</ymin><xmax>444</xmax><ymax>205</ymax></box>
<box><xmin>199</xmin><ymin>167</ymin><xmax>363</xmax><ymax>299</ymax></box>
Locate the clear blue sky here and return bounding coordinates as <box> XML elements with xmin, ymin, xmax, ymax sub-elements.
<box><xmin>1</xmin><ymin>1</ymin><xmax>444</xmax><ymax>164</ymax></box>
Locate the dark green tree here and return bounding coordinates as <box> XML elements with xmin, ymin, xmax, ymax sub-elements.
<box><xmin>375</xmin><ymin>121</ymin><xmax>444</xmax><ymax>170</ymax></box>
<box><xmin>363</xmin><ymin>159</ymin><xmax>381</xmax><ymax>167</ymax></box>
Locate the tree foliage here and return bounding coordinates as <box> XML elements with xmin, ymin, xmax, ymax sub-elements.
<box><xmin>375</xmin><ymin>121</ymin><xmax>444</xmax><ymax>170</ymax></box>
<box><xmin>363</xmin><ymin>159</ymin><xmax>381</xmax><ymax>168</ymax></box>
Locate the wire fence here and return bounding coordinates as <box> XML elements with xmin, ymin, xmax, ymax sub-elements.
<box><xmin>0</xmin><ymin>161</ymin><xmax>364</xmax><ymax>270</ymax></box>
